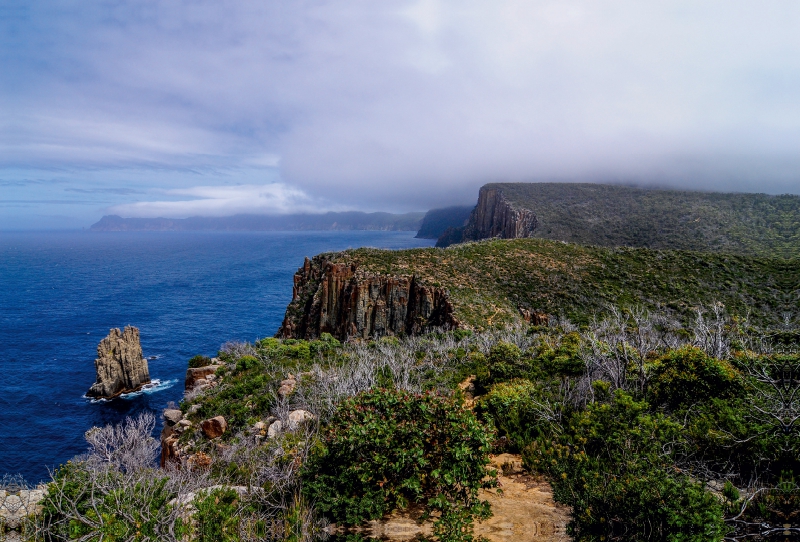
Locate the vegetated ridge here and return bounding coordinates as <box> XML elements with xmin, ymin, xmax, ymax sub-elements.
<box><xmin>279</xmin><ymin>238</ymin><xmax>799</xmax><ymax>340</ymax></box>
<box><xmin>90</xmin><ymin>211</ymin><xmax>425</xmax><ymax>232</ymax></box>
<box><xmin>437</xmin><ymin>183</ymin><xmax>800</xmax><ymax>258</ymax></box>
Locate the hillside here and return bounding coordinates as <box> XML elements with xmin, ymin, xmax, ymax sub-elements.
<box><xmin>279</xmin><ymin>238</ymin><xmax>798</xmax><ymax>339</ymax></box>
<box><xmin>33</xmin><ymin>238</ymin><xmax>800</xmax><ymax>542</ymax></box>
<box><xmin>90</xmin><ymin>211</ymin><xmax>425</xmax><ymax>232</ymax></box>
<box><xmin>438</xmin><ymin>183</ymin><xmax>800</xmax><ymax>258</ymax></box>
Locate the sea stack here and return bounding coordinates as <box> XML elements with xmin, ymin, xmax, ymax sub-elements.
<box><xmin>86</xmin><ymin>326</ymin><xmax>151</xmax><ymax>399</ymax></box>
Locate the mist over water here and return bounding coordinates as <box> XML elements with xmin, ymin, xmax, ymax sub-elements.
<box><xmin>0</xmin><ymin>230</ymin><xmax>434</xmax><ymax>483</ymax></box>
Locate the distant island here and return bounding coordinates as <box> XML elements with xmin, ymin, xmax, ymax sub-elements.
<box><xmin>90</xmin><ymin>211</ymin><xmax>426</xmax><ymax>232</ymax></box>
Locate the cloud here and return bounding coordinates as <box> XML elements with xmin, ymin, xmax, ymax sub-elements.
<box><xmin>107</xmin><ymin>183</ymin><xmax>341</xmax><ymax>218</ymax></box>
<box><xmin>65</xmin><ymin>187</ymin><xmax>144</xmax><ymax>195</ymax></box>
<box><xmin>4</xmin><ymin>0</ymin><xmax>800</xmax><ymax>224</ymax></box>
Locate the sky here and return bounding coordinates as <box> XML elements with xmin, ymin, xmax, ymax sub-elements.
<box><xmin>2</xmin><ymin>1</ymin><xmax>800</xmax><ymax>229</ymax></box>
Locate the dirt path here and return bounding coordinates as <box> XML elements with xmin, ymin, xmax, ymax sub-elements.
<box><xmin>353</xmin><ymin>454</ymin><xmax>571</xmax><ymax>541</ymax></box>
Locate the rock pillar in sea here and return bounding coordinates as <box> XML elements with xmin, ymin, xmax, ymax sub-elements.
<box><xmin>86</xmin><ymin>326</ymin><xmax>151</xmax><ymax>399</ymax></box>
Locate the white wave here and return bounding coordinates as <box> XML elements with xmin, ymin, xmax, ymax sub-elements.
<box><xmin>83</xmin><ymin>378</ymin><xmax>177</xmax><ymax>402</ymax></box>
<box><xmin>120</xmin><ymin>379</ymin><xmax>177</xmax><ymax>399</ymax></box>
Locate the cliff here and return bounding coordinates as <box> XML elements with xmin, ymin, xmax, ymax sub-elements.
<box><xmin>436</xmin><ymin>186</ymin><xmax>537</xmax><ymax>247</ymax></box>
<box><xmin>464</xmin><ymin>186</ymin><xmax>538</xmax><ymax>241</ymax></box>
<box><xmin>436</xmin><ymin>182</ymin><xmax>800</xmax><ymax>258</ymax></box>
<box><xmin>278</xmin><ymin>256</ymin><xmax>458</xmax><ymax>340</ymax></box>
<box><xmin>276</xmin><ymin>239</ymin><xmax>796</xmax><ymax>337</ymax></box>
<box><xmin>86</xmin><ymin>326</ymin><xmax>151</xmax><ymax>399</ymax></box>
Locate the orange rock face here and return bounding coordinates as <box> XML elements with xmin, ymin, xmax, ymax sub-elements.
<box><xmin>278</xmin><ymin>257</ymin><xmax>458</xmax><ymax>340</ymax></box>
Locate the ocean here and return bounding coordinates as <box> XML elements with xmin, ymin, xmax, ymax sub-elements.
<box><xmin>0</xmin><ymin>230</ymin><xmax>435</xmax><ymax>483</ymax></box>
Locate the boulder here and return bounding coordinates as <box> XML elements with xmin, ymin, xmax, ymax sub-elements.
<box><xmin>287</xmin><ymin>409</ymin><xmax>315</xmax><ymax>429</ymax></box>
<box><xmin>251</xmin><ymin>421</ymin><xmax>267</xmax><ymax>435</ymax></box>
<box><xmin>267</xmin><ymin>420</ymin><xmax>283</xmax><ymax>438</ymax></box>
<box><xmin>185</xmin><ymin>365</ymin><xmax>222</xmax><ymax>391</ymax></box>
<box><xmin>86</xmin><ymin>326</ymin><xmax>151</xmax><ymax>399</ymax></box>
<box><xmin>163</xmin><ymin>409</ymin><xmax>183</xmax><ymax>425</ymax></box>
<box><xmin>174</xmin><ymin>419</ymin><xmax>192</xmax><ymax>434</ymax></box>
<box><xmin>200</xmin><ymin>416</ymin><xmax>228</xmax><ymax>439</ymax></box>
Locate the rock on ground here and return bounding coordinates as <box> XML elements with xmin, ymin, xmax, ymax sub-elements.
<box><xmin>86</xmin><ymin>326</ymin><xmax>151</xmax><ymax>399</ymax></box>
<box><xmin>185</xmin><ymin>365</ymin><xmax>222</xmax><ymax>391</ymax></box>
<box><xmin>163</xmin><ymin>409</ymin><xmax>183</xmax><ymax>425</ymax></box>
<box><xmin>267</xmin><ymin>420</ymin><xmax>283</xmax><ymax>438</ymax></box>
<box><xmin>200</xmin><ymin>416</ymin><xmax>228</xmax><ymax>439</ymax></box>
<box><xmin>287</xmin><ymin>409</ymin><xmax>315</xmax><ymax>429</ymax></box>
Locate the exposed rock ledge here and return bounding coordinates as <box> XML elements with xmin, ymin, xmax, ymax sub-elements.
<box><xmin>86</xmin><ymin>326</ymin><xmax>151</xmax><ymax>399</ymax></box>
<box><xmin>1</xmin><ymin>484</ymin><xmax>45</xmax><ymax>532</ymax></box>
<box><xmin>437</xmin><ymin>185</ymin><xmax>537</xmax><ymax>247</ymax></box>
<box><xmin>278</xmin><ymin>255</ymin><xmax>459</xmax><ymax>340</ymax></box>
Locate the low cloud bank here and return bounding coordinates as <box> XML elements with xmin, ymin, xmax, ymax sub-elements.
<box><xmin>5</xmin><ymin>0</ymin><xmax>800</xmax><ymax>225</ymax></box>
<box><xmin>108</xmin><ymin>184</ymin><xmax>341</xmax><ymax>219</ymax></box>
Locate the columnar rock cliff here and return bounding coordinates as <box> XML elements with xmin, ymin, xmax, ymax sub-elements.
<box><xmin>86</xmin><ymin>326</ymin><xmax>151</xmax><ymax>399</ymax></box>
<box><xmin>437</xmin><ymin>186</ymin><xmax>537</xmax><ymax>247</ymax></box>
<box><xmin>278</xmin><ymin>256</ymin><xmax>458</xmax><ymax>340</ymax></box>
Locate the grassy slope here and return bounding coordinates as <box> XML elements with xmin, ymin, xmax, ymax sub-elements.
<box><xmin>488</xmin><ymin>183</ymin><xmax>800</xmax><ymax>258</ymax></box>
<box><xmin>318</xmin><ymin>238</ymin><xmax>798</xmax><ymax>329</ymax></box>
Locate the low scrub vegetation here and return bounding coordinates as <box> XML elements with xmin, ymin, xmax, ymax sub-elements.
<box><xmin>25</xmin><ymin>304</ymin><xmax>800</xmax><ymax>541</ymax></box>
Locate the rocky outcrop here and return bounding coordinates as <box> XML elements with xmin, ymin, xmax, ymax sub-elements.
<box><xmin>1</xmin><ymin>479</ymin><xmax>45</xmax><ymax>533</ymax></box>
<box><xmin>437</xmin><ymin>186</ymin><xmax>537</xmax><ymax>247</ymax></box>
<box><xmin>185</xmin><ymin>363</ymin><xmax>222</xmax><ymax>392</ymax></box>
<box><xmin>86</xmin><ymin>326</ymin><xmax>151</xmax><ymax>399</ymax></box>
<box><xmin>278</xmin><ymin>256</ymin><xmax>458</xmax><ymax>340</ymax></box>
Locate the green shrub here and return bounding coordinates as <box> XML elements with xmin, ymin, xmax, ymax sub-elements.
<box><xmin>303</xmin><ymin>388</ymin><xmax>496</xmax><ymax>541</ymax></box>
<box><xmin>235</xmin><ymin>355</ymin><xmax>261</xmax><ymax>372</ymax></box>
<box><xmin>648</xmin><ymin>346</ymin><xmax>740</xmax><ymax>409</ymax></box>
<box><xmin>475</xmin><ymin>379</ymin><xmax>561</xmax><ymax>451</ymax></box>
<box><xmin>309</xmin><ymin>332</ymin><xmax>341</xmax><ymax>356</ymax></box>
<box><xmin>479</xmin><ymin>341</ymin><xmax>535</xmax><ymax>386</ymax></box>
<box><xmin>524</xmin><ymin>391</ymin><xmax>726</xmax><ymax>540</ymax></box>
<box><xmin>534</xmin><ymin>332</ymin><xmax>585</xmax><ymax>377</ymax></box>
<box><xmin>188</xmin><ymin>354</ymin><xmax>213</xmax><ymax>368</ymax></box>
<box><xmin>488</xmin><ymin>341</ymin><xmax>521</xmax><ymax>378</ymax></box>
<box><xmin>191</xmin><ymin>488</ymin><xmax>250</xmax><ymax>542</ymax></box>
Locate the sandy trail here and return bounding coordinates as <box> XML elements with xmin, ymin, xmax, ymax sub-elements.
<box><xmin>351</xmin><ymin>454</ymin><xmax>571</xmax><ymax>541</ymax></box>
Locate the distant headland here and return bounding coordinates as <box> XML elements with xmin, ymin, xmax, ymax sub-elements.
<box><xmin>90</xmin><ymin>211</ymin><xmax>426</xmax><ymax>232</ymax></box>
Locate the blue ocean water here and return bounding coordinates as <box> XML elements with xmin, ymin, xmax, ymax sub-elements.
<box><xmin>0</xmin><ymin>230</ymin><xmax>435</xmax><ymax>483</ymax></box>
